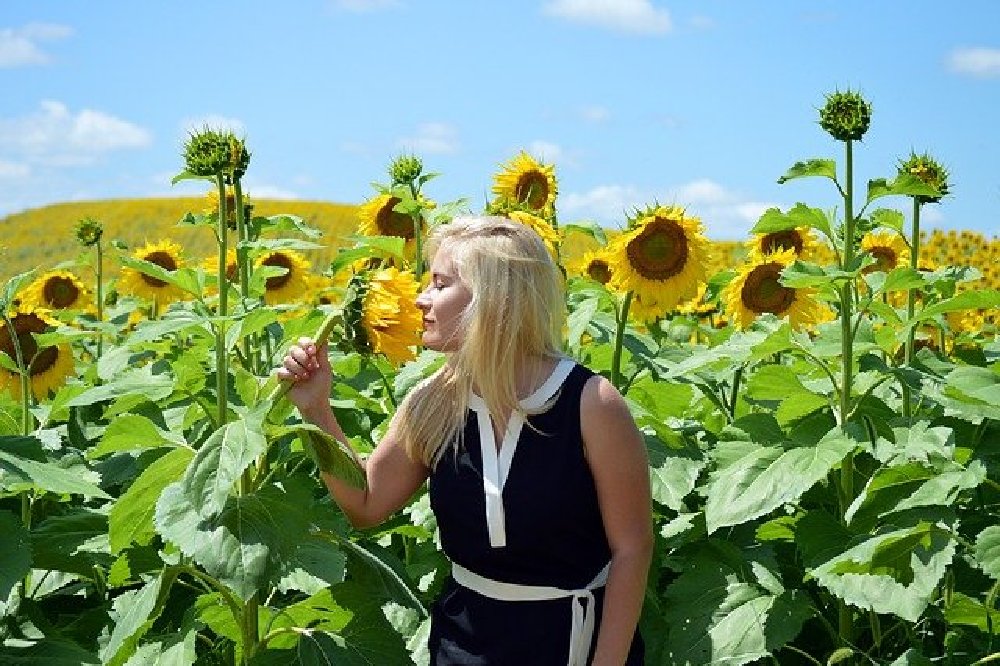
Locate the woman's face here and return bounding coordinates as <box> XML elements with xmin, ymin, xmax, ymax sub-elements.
<box><xmin>416</xmin><ymin>246</ymin><xmax>472</xmax><ymax>352</ymax></box>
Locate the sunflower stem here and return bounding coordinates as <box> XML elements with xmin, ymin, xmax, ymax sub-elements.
<box><xmin>95</xmin><ymin>238</ymin><xmax>104</xmax><ymax>359</ymax></box>
<box><xmin>267</xmin><ymin>309</ymin><xmax>342</xmax><ymax>406</ymax></box>
<box><xmin>837</xmin><ymin>138</ymin><xmax>856</xmax><ymax>646</ymax></box>
<box><xmin>902</xmin><ymin>197</ymin><xmax>921</xmax><ymax>421</ymax></box>
<box><xmin>216</xmin><ymin>174</ymin><xmax>230</xmax><ymax>428</ymax></box>
<box><xmin>611</xmin><ymin>291</ymin><xmax>633</xmax><ymax>392</ymax></box>
<box><xmin>729</xmin><ymin>365</ymin><xmax>744</xmax><ymax>421</ymax></box>
<box><xmin>234</xmin><ymin>178</ymin><xmax>255</xmax><ymax>373</ymax></box>
<box><xmin>408</xmin><ymin>182</ymin><xmax>425</xmax><ymax>280</ymax></box>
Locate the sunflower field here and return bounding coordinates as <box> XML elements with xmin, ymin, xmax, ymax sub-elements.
<box><xmin>1</xmin><ymin>91</ymin><xmax>999</xmax><ymax>666</ymax></box>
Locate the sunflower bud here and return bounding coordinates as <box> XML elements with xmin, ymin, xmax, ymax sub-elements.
<box><xmin>389</xmin><ymin>154</ymin><xmax>424</xmax><ymax>186</ymax></box>
<box><xmin>818</xmin><ymin>90</ymin><xmax>872</xmax><ymax>142</ymax></box>
<box><xmin>75</xmin><ymin>217</ymin><xmax>104</xmax><ymax>246</ymax></box>
<box><xmin>898</xmin><ymin>151</ymin><xmax>950</xmax><ymax>204</ymax></box>
<box><xmin>183</xmin><ymin>128</ymin><xmax>250</xmax><ymax>178</ymax></box>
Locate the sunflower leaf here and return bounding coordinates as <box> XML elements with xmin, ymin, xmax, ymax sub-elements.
<box><xmin>0</xmin><ymin>269</ymin><xmax>38</xmax><ymax>309</ymax></box>
<box><xmin>253</xmin><ymin>214</ymin><xmax>322</xmax><ymax>239</ymax></box>
<box><xmin>777</xmin><ymin>158</ymin><xmax>838</xmax><ymax>184</ymax></box>
<box><xmin>910</xmin><ymin>289</ymin><xmax>1000</xmax><ymax>325</ymax></box>
<box><xmin>110</xmin><ymin>446</ymin><xmax>193</xmax><ymax>554</ymax></box>
<box><xmin>869</xmin><ymin>208</ymin><xmax>906</xmax><ymax>234</ymax></box>
<box><xmin>562</xmin><ymin>220</ymin><xmax>607</xmax><ymax>245</ymax></box>
<box><xmin>289</xmin><ymin>422</ymin><xmax>366</xmax><ymax>490</ymax></box>
<box><xmin>866</xmin><ymin>174</ymin><xmax>941</xmax><ymax>206</ymax></box>
<box><xmin>0</xmin><ymin>510</ymin><xmax>31</xmax><ymax>602</ymax></box>
<box><xmin>120</xmin><ymin>256</ymin><xmax>201</xmax><ymax>298</ymax></box>
<box><xmin>170</xmin><ymin>170</ymin><xmax>214</xmax><ymax>185</ymax></box>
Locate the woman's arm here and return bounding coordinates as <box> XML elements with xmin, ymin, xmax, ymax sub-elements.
<box><xmin>580</xmin><ymin>374</ymin><xmax>653</xmax><ymax>666</ymax></box>
<box><xmin>278</xmin><ymin>337</ymin><xmax>429</xmax><ymax>529</ymax></box>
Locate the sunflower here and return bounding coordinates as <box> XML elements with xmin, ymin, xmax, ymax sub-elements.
<box><xmin>343</xmin><ymin>268</ymin><xmax>422</xmax><ymax>365</ymax></box>
<box><xmin>119</xmin><ymin>240</ymin><xmax>185</xmax><ymax>303</ymax></box>
<box><xmin>676</xmin><ymin>283</ymin><xmax>717</xmax><ymax>317</ymax></box>
<box><xmin>204</xmin><ymin>185</ymin><xmax>247</xmax><ymax>230</ymax></box>
<box><xmin>860</xmin><ymin>231</ymin><xmax>910</xmax><ymax>274</ymax></box>
<box><xmin>570</xmin><ymin>250</ymin><xmax>613</xmax><ymax>285</ymax></box>
<box><xmin>723</xmin><ymin>248</ymin><xmax>832</xmax><ymax>330</ymax></box>
<box><xmin>0</xmin><ymin>308</ymin><xmax>75</xmax><ymax>399</ymax></box>
<box><xmin>747</xmin><ymin>226</ymin><xmax>820</xmax><ymax>261</ymax></box>
<box><xmin>492</xmin><ymin>151</ymin><xmax>558</xmax><ymax>218</ymax></box>
<box><xmin>21</xmin><ymin>271</ymin><xmax>91</xmax><ymax>313</ymax></box>
<box><xmin>202</xmin><ymin>249</ymin><xmax>240</xmax><ymax>293</ymax></box>
<box><xmin>357</xmin><ymin>193</ymin><xmax>423</xmax><ymax>256</ymax></box>
<box><xmin>606</xmin><ymin>204</ymin><xmax>710</xmax><ymax>318</ymax></box>
<box><xmin>256</xmin><ymin>249</ymin><xmax>312</xmax><ymax>305</ymax></box>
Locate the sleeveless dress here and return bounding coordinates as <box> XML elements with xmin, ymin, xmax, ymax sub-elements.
<box><xmin>428</xmin><ymin>360</ymin><xmax>645</xmax><ymax>665</ymax></box>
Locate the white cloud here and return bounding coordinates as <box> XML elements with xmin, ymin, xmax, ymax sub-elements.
<box><xmin>947</xmin><ymin>47</ymin><xmax>1000</xmax><ymax>78</ymax></box>
<box><xmin>579</xmin><ymin>105</ymin><xmax>610</xmax><ymax>123</ymax></box>
<box><xmin>542</xmin><ymin>0</ymin><xmax>672</xmax><ymax>35</ymax></box>
<box><xmin>398</xmin><ymin>122</ymin><xmax>459</xmax><ymax>154</ymax></box>
<box><xmin>331</xmin><ymin>0</ymin><xmax>399</xmax><ymax>12</ymax></box>
<box><xmin>527</xmin><ymin>141</ymin><xmax>564</xmax><ymax>163</ymax></box>
<box><xmin>0</xmin><ymin>159</ymin><xmax>30</xmax><ymax>179</ymax></box>
<box><xmin>0</xmin><ymin>100</ymin><xmax>151</xmax><ymax>166</ymax></box>
<box><xmin>180</xmin><ymin>114</ymin><xmax>246</xmax><ymax>135</ymax></box>
<box><xmin>560</xmin><ymin>178</ymin><xmax>777</xmax><ymax>238</ymax></box>
<box><xmin>0</xmin><ymin>23</ymin><xmax>72</xmax><ymax>68</ymax></box>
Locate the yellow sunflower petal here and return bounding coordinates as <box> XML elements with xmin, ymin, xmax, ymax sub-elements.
<box><xmin>506</xmin><ymin>210</ymin><xmax>560</xmax><ymax>259</ymax></box>
<box><xmin>357</xmin><ymin>193</ymin><xmax>422</xmax><ymax>259</ymax></box>
<box><xmin>21</xmin><ymin>270</ymin><xmax>91</xmax><ymax>312</ymax></box>
<box><xmin>256</xmin><ymin>250</ymin><xmax>312</xmax><ymax>305</ymax></box>
<box><xmin>722</xmin><ymin>248</ymin><xmax>832</xmax><ymax>330</ymax></box>
<box><xmin>119</xmin><ymin>240</ymin><xmax>186</xmax><ymax>303</ymax></box>
<box><xmin>0</xmin><ymin>308</ymin><xmax>75</xmax><ymax>399</ymax></box>
<box><xmin>747</xmin><ymin>226</ymin><xmax>822</xmax><ymax>261</ymax></box>
<box><xmin>361</xmin><ymin>267</ymin><xmax>422</xmax><ymax>365</ymax></box>
<box><xmin>860</xmin><ymin>231</ymin><xmax>910</xmax><ymax>274</ymax></box>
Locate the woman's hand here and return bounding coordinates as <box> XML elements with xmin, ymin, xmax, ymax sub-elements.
<box><xmin>276</xmin><ymin>337</ymin><xmax>333</xmax><ymax>419</ymax></box>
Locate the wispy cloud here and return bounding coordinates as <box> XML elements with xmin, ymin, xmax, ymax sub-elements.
<box><xmin>398</xmin><ymin>122</ymin><xmax>459</xmax><ymax>154</ymax></box>
<box><xmin>0</xmin><ymin>100</ymin><xmax>152</xmax><ymax>166</ymax></box>
<box><xmin>579</xmin><ymin>105</ymin><xmax>611</xmax><ymax>123</ymax></box>
<box><xmin>947</xmin><ymin>47</ymin><xmax>1000</xmax><ymax>78</ymax></box>
<box><xmin>527</xmin><ymin>141</ymin><xmax>564</xmax><ymax>162</ymax></box>
<box><xmin>560</xmin><ymin>178</ymin><xmax>777</xmax><ymax>238</ymax></box>
<box><xmin>331</xmin><ymin>0</ymin><xmax>400</xmax><ymax>13</ymax></box>
<box><xmin>0</xmin><ymin>23</ymin><xmax>73</xmax><ymax>68</ymax></box>
<box><xmin>0</xmin><ymin>159</ymin><xmax>30</xmax><ymax>179</ymax></box>
<box><xmin>542</xmin><ymin>0</ymin><xmax>672</xmax><ymax>35</ymax></box>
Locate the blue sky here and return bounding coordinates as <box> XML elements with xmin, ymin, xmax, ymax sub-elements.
<box><xmin>2</xmin><ymin>1</ymin><xmax>998</xmax><ymax>239</ymax></box>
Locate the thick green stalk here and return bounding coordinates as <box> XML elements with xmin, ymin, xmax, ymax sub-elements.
<box><xmin>266</xmin><ymin>310</ymin><xmax>342</xmax><ymax>406</ymax></box>
<box><xmin>233</xmin><ymin>179</ymin><xmax>255</xmax><ymax>372</ymax></box>
<box><xmin>215</xmin><ymin>174</ymin><xmax>230</xmax><ymax>427</ymax></box>
<box><xmin>838</xmin><ymin>139</ymin><xmax>856</xmax><ymax>645</ymax></box>
<box><xmin>95</xmin><ymin>239</ymin><xmax>104</xmax><ymax>359</ymax></box>
<box><xmin>902</xmin><ymin>197</ymin><xmax>921</xmax><ymax>420</ymax></box>
<box><xmin>611</xmin><ymin>292</ymin><xmax>633</xmax><ymax>392</ymax></box>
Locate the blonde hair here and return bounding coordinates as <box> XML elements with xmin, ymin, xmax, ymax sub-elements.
<box><xmin>396</xmin><ymin>216</ymin><xmax>565</xmax><ymax>467</ymax></box>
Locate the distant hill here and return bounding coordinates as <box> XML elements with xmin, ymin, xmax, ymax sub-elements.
<box><xmin>0</xmin><ymin>198</ymin><xmax>360</xmax><ymax>280</ymax></box>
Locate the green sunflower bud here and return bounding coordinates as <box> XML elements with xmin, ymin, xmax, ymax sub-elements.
<box><xmin>75</xmin><ymin>217</ymin><xmax>104</xmax><ymax>246</ymax></box>
<box><xmin>389</xmin><ymin>154</ymin><xmax>423</xmax><ymax>186</ymax></box>
<box><xmin>819</xmin><ymin>89</ymin><xmax>872</xmax><ymax>142</ymax></box>
<box><xmin>898</xmin><ymin>151</ymin><xmax>950</xmax><ymax>204</ymax></box>
<box><xmin>340</xmin><ymin>273</ymin><xmax>372</xmax><ymax>355</ymax></box>
<box><xmin>183</xmin><ymin>128</ymin><xmax>250</xmax><ymax>179</ymax></box>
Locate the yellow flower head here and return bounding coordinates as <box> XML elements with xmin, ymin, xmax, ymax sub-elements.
<box><xmin>343</xmin><ymin>268</ymin><xmax>422</xmax><ymax>365</ymax></box>
<box><xmin>202</xmin><ymin>249</ymin><xmax>240</xmax><ymax>295</ymax></box>
<box><xmin>255</xmin><ymin>249</ymin><xmax>312</xmax><ymax>305</ymax></box>
<box><xmin>492</xmin><ymin>151</ymin><xmax>558</xmax><ymax>218</ymax></box>
<box><xmin>119</xmin><ymin>240</ymin><xmax>185</xmax><ymax>303</ymax></box>
<box><xmin>606</xmin><ymin>204</ymin><xmax>711</xmax><ymax>319</ymax></box>
<box><xmin>748</xmin><ymin>227</ymin><xmax>820</xmax><ymax>261</ymax></box>
<box><xmin>570</xmin><ymin>250</ymin><xmax>614</xmax><ymax>285</ymax></box>
<box><xmin>860</xmin><ymin>231</ymin><xmax>910</xmax><ymax>274</ymax></box>
<box><xmin>0</xmin><ymin>308</ymin><xmax>75</xmax><ymax>400</ymax></box>
<box><xmin>723</xmin><ymin>248</ymin><xmax>832</xmax><ymax>330</ymax></box>
<box><xmin>21</xmin><ymin>271</ymin><xmax>91</xmax><ymax>312</ymax></box>
<box><xmin>504</xmin><ymin>210</ymin><xmax>560</xmax><ymax>259</ymax></box>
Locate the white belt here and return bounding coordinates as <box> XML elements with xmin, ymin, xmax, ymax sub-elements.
<box><xmin>451</xmin><ymin>561</ymin><xmax>610</xmax><ymax>666</ymax></box>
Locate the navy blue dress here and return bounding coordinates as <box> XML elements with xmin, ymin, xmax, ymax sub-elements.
<box><xmin>428</xmin><ymin>361</ymin><xmax>645</xmax><ymax>665</ymax></box>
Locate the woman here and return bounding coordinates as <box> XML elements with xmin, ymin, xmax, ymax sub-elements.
<box><xmin>278</xmin><ymin>216</ymin><xmax>652</xmax><ymax>665</ymax></box>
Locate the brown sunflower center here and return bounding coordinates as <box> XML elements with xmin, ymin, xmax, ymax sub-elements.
<box><xmin>262</xmin><ymin>253</ymin><xmax>293</xmax><ymax>290</ymax></box>
<box><xmin>761</xmin><ymin>230</ymin><xmax>804</xmax><ymax>255</ymax></box>
<box><xmin>141</xmin><ymin>251</ymin><xmax>179</xmax><ymax>287</ymax></box>
<box><xmin>625</xmin><ymin>217</ymin><xmax>689</xmax><ymax>281</ymax></box>
<box><xmin>43</xmin><ymin>276</ymin><xmax>81</xmax><ymax>308</ymax></box>
<box><xmin>741</xmin><ymin>262</ymin><xmax>795</xmax><ymax>315</ymax></box>
<box><xmin>863</xmin><ymin>247</ymin><xmax>897</xmax><ymax>274</ymax></box>
<box><xmin>587</xmin><ymin>259</ymin><xmax>612</xmax><ymax>284</ymax></box>
<box><xmin>515</xmin><ymin>171</ymin><xmax>550</xmax><ymax>211</ymax></box>
<box><xmin>0</xmin><ymin>313</ymin><xmax>51</xmax><ymax>374</ymax></box>
<box><xmin>376</xmin><ymin>197</ymin><xmax>415</xmax><ymax>240</ymax></box>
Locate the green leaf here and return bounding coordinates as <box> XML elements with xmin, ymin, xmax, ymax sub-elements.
<box><xmin>122</xmin><ymin>624</ymin><xmax>197</xmax><ymax>666</ymax></box>
<box><xmin>866</xmin><ymin>173</ymin><xmax>941</xmax><ymax>205</ymax></box>
<box><xmin>120</xmin><ymin>256</ymin><xmax>201</xmax><ymax>298</ymax></box>
<box><xmin>156</xmin><ymin>483</ymin><xmax>311</xmax><ymax>601</ymax></box>
<box><xmin>869</xmin><ymin>208</ymin><xmax>906</xmax><ymax>234</ymax></box>
<box><xmin>0</xmin><ymin>510</ymin><xmax>31</xmax><ymax>601</ymax></box>
<box><xmin>646</xmin><ymin>438</ymin><xmax>705</xmax><ymax>511</ymax></box>
<box><xmin>89</xmin><ymin>414</ymin><xmax>185</xmax><ymax>459</ymax></box>
<box><xmin>751</xmin><ymin>203</ymin><xmax>833</xmax><ymax>242</ymax></box>
<box><xmin>277</xmin><ymin>535</ymin><xmax>348</xmax><ymax>595</ymax></box>
<box><xmin>945</xmin><ymin>366</ymin><xmax>1000</xmax><ymax>406</ymax></box>
<box><xmin>912</xmin><ymin>289</ymin><xmax>1000</xmax><ymax>324</ymax></box>
<box><xmin>171</xmin><ymin>170</ymin><xmax>213</xmax><ymax>185</ymax></box>
<box><xmin>100</xmin><ymin>571</ymin><xmax>171</xmax><ymax>666</ymax></box>
<box><xmin>944</xmin><ymin>591</ymin><xmax>1000</xmax><ymax>634</ymax></box>
<box><xmin>288</xmin><ymin>423</ymin><xmax>366</xmax><ymax>489</ymax></box>
<box><xmin>181</xmin><ymin>410</ymin><xmax>268</xmax><ymax>518</ymax></box>
<box><xmin>974</xmin><ymin>525</ymin><xmax>1000</xmax><ymax>581</ymax></box>
<box><xmin>811</xmin><ymin>522</ymin><xmax>956</xmax><ymax>621</ymax></box>
<box><xmin>878</xmin><ymin>267</ymin><xmax>925</xmax><ymax>294</ymax></box>
<box><xmin>254</xmin><ymin>213</ymin><xmax>322</xmax><ymax>239</ymax></box>
<box><xmin>663</xmin><ymin>541</ymin><xmax>812</xmax><ymax>665</ymax></box>
<box><xmin>0</xmin><ymin>446</ymin><xmax>110</xmax><ymax>498</ymax></box>
<box><xmin>777</xmin><ymin>158</ymin><xmax>837</xmax><ymax>184</ymax></box>
<box><xmin>31</xmin><ymin>509</ymin><xmax>112</xmax><ymax>576</ymax></box>
<box><xmin>110</xmin><ymin>447</ymin><xmax>194</xmax><ymax>554</ymax></box>
<box><xmin>567</xmin><ymin>295</ymin><xmax>600</xmax><ymax>349</ymax></box>
<box><xmin>744</xmin><ymin>364</ymin><xmax>830</xmax><ymax>427</ymax></box>
<box><xmin>561</xmin><ymin>220</ymin><xmax>607</xmax><ymax>245</ymax></box>
<box><xmin>0</xmin><ymin>639</ymin><xmax>100</xmax><ymax>665</ymax></box>
<box><xmin>66</xmin><ymin>366</ymin><xmax>176</xmax><ymax>407</ymax></box>
<box><xmin>780</xmin><ymin>260</ymin><xmax>856</xmax><ymax>288</ymax></box>
<box><xmin>704</xmin><ymin>428</ymin><xmax>857</xmax><ymax>533</ymax></box>
<box><xmin>1</xmin><ymin>269</ymin><xmax>38</xmax><ymax>310</ymax></box>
